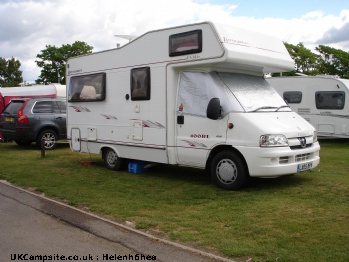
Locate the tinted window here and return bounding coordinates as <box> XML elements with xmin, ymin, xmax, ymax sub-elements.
<box><xmin>68</xmin><ymin>73</ymin><xmax>106</xmax><ymax>102</ymax></box>
<box><xmin>316</xmin><ymin>91</ymin><xmax>345</xmax><ymax>109</ymax></box>
<box><xmin>283</xmin><ymin>91</ymin><xmax>302</xmax><ymax>103</ymax></box>
<box><xmin>32</xmin><ymin>101</ymin><xmax>55</xmax><ymax>113</ymax></box>
<box><xmin>3</xmin><ymin>101</ymin><xmax>24</xmax><ymax>114</ymax></box>
<box><xmin>57</xmin><ymin>101</ymin><xmax>66</xmax><ymax>113</ymax></box>
<box><xmin>169</xmin><ymin>30</ymin><xmax>202</xmax><ymax>57</ymax></box>
<box><xmin>131</xmin><ymin>67</ymin><xmax>151</xmax><ymax>101</ymax></box>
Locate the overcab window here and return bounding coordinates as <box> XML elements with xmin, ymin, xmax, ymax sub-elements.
<box><xmin>130</xmin><ymin>67</ymin><xmax>151</xmax><ymax>101</ymax></box>
<box><xmin>169</xmin><ymin>30</ymin><xmax>202</xmax><ymax>57</ymax></box>
<box><xmin>68</xmin><ymin>73</ymin><xmax>106</xmax><ymax>102</ymax></box>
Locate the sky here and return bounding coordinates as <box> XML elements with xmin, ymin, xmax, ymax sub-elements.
<box><xmin>1</xmin><ymin>0</ymin><xmax>349</xmax><ymax>83</ymax></box>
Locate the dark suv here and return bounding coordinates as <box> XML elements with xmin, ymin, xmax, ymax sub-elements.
<box><xmin>0</xmin><ymin>97</ymin><xmax>66</xmax><ymax>149</ymax></box>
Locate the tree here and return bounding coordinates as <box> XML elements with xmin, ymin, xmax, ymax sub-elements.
<box><xmin>0</xmin><ymin>57</ymin><xmax>23</xmax><ymax>87</ymax></box>
<box><xmin>35</xmin><ymin>41</ymin><xmax>93</xmax><ymax>85</ymax></box>
<box><xmin>316</xmin><ymin>45</ymin><xmax>349</xmax><ymax>79</ymax></box>
<box><xmin>283</xmin><ymin>43</ymin><xmax>320</xmax><ymax>76</ymax></box>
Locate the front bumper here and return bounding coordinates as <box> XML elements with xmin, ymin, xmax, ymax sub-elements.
<box><xmin>235</xmin><ymin>142</ymin><xmax>321</xmax><ymax>177</ymax></box>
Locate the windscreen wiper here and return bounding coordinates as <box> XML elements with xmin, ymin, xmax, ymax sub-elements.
<box><xmin>275</xmin><ymin>105</ymin><xmax>290</xmax><ymax>112</ymax></box>
<box><xmin>250</xmin><ymin>106</ymin><xmax>277</xmax><ymax>112</ymax></box>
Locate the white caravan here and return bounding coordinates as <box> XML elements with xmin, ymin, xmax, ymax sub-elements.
<box><xmin>268</xmin><ymin>76</ymin><xmax>349</xmax><ymax>139</ymax></box>
<box><xmin>66</xmin><ymin>22</ymin><xmax>320</xmax><ymax>190</ymax></box>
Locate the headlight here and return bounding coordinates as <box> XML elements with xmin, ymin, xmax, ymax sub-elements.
<box><xmin>260</xmin><ymin>134</ymin><xmax>288</xmax><ymax>147</ymax></box>
<box><xmin>313</xmin><ymin>131</ymin><xmax>318</xmax><ymax>143</ymax></box>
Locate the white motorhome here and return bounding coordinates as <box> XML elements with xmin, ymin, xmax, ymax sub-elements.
<box><xmin>66</xmin><ymin>22</ymin><xmax>320</xmax><ymax>190</ymax></box>
<box><xmin>268</xmin><ymin>76</ymin><xmax>349</xmax><ymax>139</ymax></box>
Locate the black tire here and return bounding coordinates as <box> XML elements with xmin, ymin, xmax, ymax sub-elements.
<box><xmin>103</xmin><ymin>148</ymin><xmax>124</xmax><ymax>171</ymax></box>
<box><xmin>210</xmin><ymin>151</ymin><xmax>248</xmax><ymax>190</ymax></box>
<box><xmin>37</xmin><ymin>129</ymin><xmax>58</xmax><ymax>150</ymax></box>
<box><xmin>14</xmin><ymin>140</ymin><xmax>32</xmax><ymax>146</ymax></box>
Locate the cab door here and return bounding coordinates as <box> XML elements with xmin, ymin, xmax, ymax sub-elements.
<box><xmin>174</xmin><ymin>71</ymin><xmax>228</xmax><ymax>167</ymax></box>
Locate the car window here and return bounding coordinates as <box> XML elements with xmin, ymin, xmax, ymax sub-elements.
<box><xmin>3</xmin><ymin>101</ymin><xmax>24</xmax><ymax>114</ymax></box>
<box><xmin>57</xmin><ymin>101</ymin><xmax>66</xmax><ymax>113</ymax></box>
<box><xmin>32</xmin><ymin>101</ymin><xmax>55</xmax><ymax>113</ymax></box>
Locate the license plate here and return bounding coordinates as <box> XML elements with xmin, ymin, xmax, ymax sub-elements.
<box><xmin>5</xmin><ymin>117</ymin><xmax>14</xmax><ymax>123</ymax></box>
<box><xmin>297</xmin><ymin>162</ymin><xmax>313</xmax><ymax>172</ymax></box>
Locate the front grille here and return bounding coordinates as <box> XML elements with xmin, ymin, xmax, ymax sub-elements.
<box><xmin>295</xmin><ymin>153</ymin><xmax>311</xmax><ymax>162</ymax></box>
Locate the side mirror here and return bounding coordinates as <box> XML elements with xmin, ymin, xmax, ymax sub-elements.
<box><xmin>207</xmin><ymin>98</ymin><xmax>221</xmax><ymax>120</ymax></box>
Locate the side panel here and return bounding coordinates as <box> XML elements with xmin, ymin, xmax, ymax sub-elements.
<box><xmin>67</xmin><ymin>66</ymin><xmax>169</xmax><ymax>163</ymax></box>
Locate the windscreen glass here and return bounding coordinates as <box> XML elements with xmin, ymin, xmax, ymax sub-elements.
<box><xmin>217</xmin><ymin>72</ymin><xmax>288</xmax><ymax>112</ymax></box>
<box><xmin>178</xmin><ymin>72</ymin><xmax>289</xmax><ymax>117</ymax></box>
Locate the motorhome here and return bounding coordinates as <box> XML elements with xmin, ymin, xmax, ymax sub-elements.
<box><xmin>66</xmin><ymin>21</ymin><xmax>320</xmax><ymax>190</ymax></box>
<box><xmin>0</xmin><ymin>83</ymin><xmax>66</xmax><ymax>141</ymax></box>
<box><xmin>268</xmin><ymin>76</ymin><xmax>349</xmax><ymax>139</ymax></box>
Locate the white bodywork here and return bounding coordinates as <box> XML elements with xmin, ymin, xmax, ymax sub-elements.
<box><xmin>66</xmin><ymin>22</ymin><xmax>320</xmax><ymax>181</ymax></box>
<box><xmin>268</xmin><ymin>76</ymin><xmax>349</xmax><ymax>139</ymax></box>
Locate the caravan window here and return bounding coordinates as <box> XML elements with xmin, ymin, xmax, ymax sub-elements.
<box><xmin>283</xmin><ymin>91</ymin><xmax>302</xmax><ymax>103</ymax></box>
<box><xmin>130</xmin><ymin>67</ymin><xmax>151</xmax><ymax>101</ymax></box>
<box><xmin>169</xmin><ymin>30</ymin><xmax>202</xmax><ymax>57</ymax></box>
<box><xmin>68</xmin><ymin>73</ymin><xmax>106</xmax><ymax>102</ymax></box>
<box><xmin>315</xmin><ymin>91</ymin><xmax>345</xmax><ymax>110</ymax></box>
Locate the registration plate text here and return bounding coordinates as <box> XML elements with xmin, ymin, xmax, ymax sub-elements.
<box><xmin>297</xmin><ymin>162</ymin><xmax>313</xmax><ymax>172</ymax></box>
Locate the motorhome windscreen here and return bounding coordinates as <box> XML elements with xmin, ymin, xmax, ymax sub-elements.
<box><xmin>218</xmin><ymin>73</ymin><xmax>288</xmax><ymax>112</ymax></box>
<box><xmin>178</xmin><ymin>72</ymin><xmax>288</xmax><ymax>117</ymax></box>
<box><xmin>68</xmin><ymin>73</ymin><xmax>106</xmax><ymax>102</ymax></box>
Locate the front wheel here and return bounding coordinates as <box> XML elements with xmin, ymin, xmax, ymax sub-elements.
<box><xmin>210</xmin><ymin>151</ymin><xmax>248</xmax><ymax>190</ymax></box>
<box><xmin>103</xmin><ymin>148</ymin><xmax>124</xmax><ymax>171</ymax></box>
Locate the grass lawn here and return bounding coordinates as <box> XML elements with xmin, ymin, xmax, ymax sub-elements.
<box><xmin>0</xmin><ymin>140</ymin><xmax>348</xmax><ymax>261</ymax></box>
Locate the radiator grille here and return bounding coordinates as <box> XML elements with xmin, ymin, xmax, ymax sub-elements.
<box><xmin>296</xmin><ymin>153</ymin><xmax>311</xmax><ymax>162</ymax></box>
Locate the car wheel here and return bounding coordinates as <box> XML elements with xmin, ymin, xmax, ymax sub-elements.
<box><xmin>103</xmin><ymin>148</ymin><xmax>124</xmax><ymax>171</ymax></box>
<box><xmin>14</xmin><ymin>140</ymin><xmax>32</xmax><ymax>146</ymax></box>
<box><xmin>210</xmin><ymin>151</ymin><xmax>248</xmax><ymax>190</ymax></box>
<box><xmin>37</xmin><ymin>129</ymin><xmax>58</xmax><ymax>150</ymax></box>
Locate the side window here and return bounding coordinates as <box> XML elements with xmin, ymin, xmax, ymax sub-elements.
<box><xmin>68</xmin><ymin>73</ymin><xmax>106</xmax><ymax>102</ymax></box>
<box><xmin>57</xmin><ymin>101</ymin><xmax>66</xmax><ymax>113</ymax></box>
<box><xmin>130</xmin><ymin>67</ymin><xmax>151</xmax><ymax>101</ymax></box>
<box><xmin>316</xmin><ymin>91</ymin><xmax>345</xmax><ymax>110</ymax></box>
<box><xmin>283</xmin><ymin>91</ymin><xmax>302</xmax><ymax>103</ymax></box>
<box><xmin>169</xmin><ymin>30</ymin><xmax>202</xmax><ymax>57</ymax></box>
<box><xmin>32</xmin><ymin>101</ymin><xmax>54</xmax><ymax>113</ymax></box>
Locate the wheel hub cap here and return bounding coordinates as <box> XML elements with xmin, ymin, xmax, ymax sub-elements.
<box><xmin>216</xmin><ymin>159</ymin><xmax>237</xmax><ymax>184</ymax></box>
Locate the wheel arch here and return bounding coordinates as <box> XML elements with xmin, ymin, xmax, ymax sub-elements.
<box><xmin>206</xmin><ymin>145</ymin><xmax>250</xmax><ymax>177</ymax></box>
<box><xmin>36</xmin><ymin>125</ymin><xmax>60</xmax><ymax>141</ymax></box>
<box><xmin>101</xmin><ymin>145</ymin><xmax>125</xmax><ymax>161</ymax></box>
